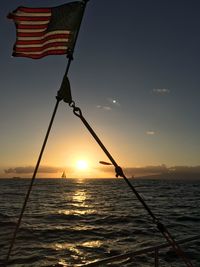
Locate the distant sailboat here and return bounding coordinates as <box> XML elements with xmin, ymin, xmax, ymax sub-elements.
<box><xmin>61</xmin><ymin>171</ymin><xmax>66</xmax><ymax>178</ymax></box>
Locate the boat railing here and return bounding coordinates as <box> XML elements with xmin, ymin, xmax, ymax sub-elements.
<box><xmin>81</xmin><ymin>234</ymin><xmax>200</xmax><ymax>266</ymax></box>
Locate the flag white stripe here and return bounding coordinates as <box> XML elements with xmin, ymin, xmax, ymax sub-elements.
<box><xmin>20</xmin><ymin>46</ymin><xmax>68</xmax><ymax>54</ymax></box>
<box><xmin>15</xmin><ymin>11</ymin><xmax>51</xmax><ymax>17</ymax></box>
<box><xmin>19</xmin><ymin>21</ymin><xmax>49</xmax><ymax>25</ymax></box>
<box><xmin>18</xmin><ymin>29</ymin><xmax>47</xmax><ymax>33</ymax></box>
<box><xmin>16</xmin><ymin>39</ymin><xmax>69</xmax><ymax>48</ymax></box>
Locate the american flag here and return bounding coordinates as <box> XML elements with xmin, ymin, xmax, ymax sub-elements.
<box><xmin>8</xmin><ymin>2</ymin><xmax>83</xmax><ymax>59</ymax></box>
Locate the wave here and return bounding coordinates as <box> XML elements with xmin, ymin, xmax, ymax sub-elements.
<box><xmin>0</xmin><ymin>178</ymin><xmax>200</xmax><ymax>266</ymax></box>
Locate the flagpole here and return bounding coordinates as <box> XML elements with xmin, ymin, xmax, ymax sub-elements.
<box><xmin>57</xmin><ymin>0</ymin><xmax>90</xmax><ymax>104</ymax></box>
<box><xmin>5</xmin><ymin>1</ymin><xmax>90</xmax><ymax>265</ymax></box>
<box><xmin>68</xmin><ymin>103</ymin><xmax>193</xmax><ymax>267</ymax></box>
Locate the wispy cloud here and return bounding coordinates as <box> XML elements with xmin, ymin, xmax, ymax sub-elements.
<box><xmin>4</xmin><ymin>165</ymin><xmax>200</xmax><ymax>178</ymax></box>
<box><xmin>97</xmin><ymin>164</ymin><xmax>168</xmax><ymax>176</ymax></box>
<box><xmin>4</xmin><ymin>166</ymin><xmax>62</xmax><ymax>174</ymax></box>
<box><xmin>146</xmin><ymin>130</ymin><xmax>156</xmax><ymax>135</ymax></box>
<box><xmin>152</xmin><ymin>88</ymin><xmax>170</xmax><ymax>95</ymax></box>
<box><xmin>97</xmin><ymin>165</ymin><xmax>200</xmax><ymax>178</ymax></box>
<box><xmin>96</xmin><ymin>105</ymin><xmax>112</xmax><ymax>111</ymax></box>
<box><xmin>96</xmin><ymin>98</ymin><xmax>120</xmax><ymax>111</ymax></box>
<box><xmin>124</xmin><ymin>165</ymin><xmax>168</xmax><ymax>176</ymax></box>
<box><xmin>169</xmin><ymin>165</ymin><xmax>200</xmax><ymax>173</ymax></box>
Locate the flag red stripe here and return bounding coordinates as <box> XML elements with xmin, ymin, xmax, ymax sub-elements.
<box><xmin>16</xmin><ymin>42</ymin><xmax>68</xmax><ymax>52</ymax></box>
<box><xmin>14</xmin><ymin>50</ymin><xmax>67</xmax><ymax>59</ymax></box>
<box><xmin>13</xmin><ymin>16</ymin><xmax>50</xmax><ymax>21</ymax></box>
<box><xmin>16</xmin><ymin>40</ymin><xmax>67</xmax><ymax>45</ymax></box>
<box><xmin>18</xmin><ymin>7</ymin><xmax>51</xmax><ymax>13</ymax></box>
<box><xmin>16</xmin><ymin>34</ymin><xmax>70</xmax><ymax>45</ymax></box>
<box><xmin>17</xmin><ymin>32</ymin><xmax>49</xmax><ymax>37</ymax></box>
<box><xmin>17</xmin><ymin>24</ymin><xmax>48</xmax><ymax>29</ymax></box>
<box><xmin>17</xmin><ymin>32</ymin><xmax>70</xmax><ymax>38</ymax></box>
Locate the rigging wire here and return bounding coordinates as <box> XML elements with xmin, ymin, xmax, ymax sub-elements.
<box><xmin>5</xmin><ymin>98</ymin><xmax>61</xmax><ymax>265</ymax></box>
<box><xmin>69</xmin><ymin>101</ymin><xmax>194</xmax><ymax>267</ymax></box>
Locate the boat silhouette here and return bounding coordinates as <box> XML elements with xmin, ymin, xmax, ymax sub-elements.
<box><xmin>61</xmin><ymin>171</ymin><xmax>66</xmax><ymax>179</ymax></box>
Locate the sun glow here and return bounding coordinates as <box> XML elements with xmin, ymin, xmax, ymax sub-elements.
<box><xmin>76</xmin><ymin>160</ymin><xmax>88</xmax><ymax>170</ymax></box>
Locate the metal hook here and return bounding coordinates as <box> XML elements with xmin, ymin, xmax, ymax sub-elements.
<box><xmin>73</xmin><ymin>106</ymin><xmax>82</xmax><ymax>118</ymax></box>
<box><xmin>69</xmin><ymin>100</ymin><xmax>75</xmax><ymax>108</ymax></box>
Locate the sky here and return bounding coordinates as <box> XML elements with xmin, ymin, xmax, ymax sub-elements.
<box><xmin>0</xmin><ymin>0</ymin><xmax>200</xmax><ymax>178</ymax></box>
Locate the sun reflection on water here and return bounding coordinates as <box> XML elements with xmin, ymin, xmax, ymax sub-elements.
<box><xmin>58</xmin><ymin>209</ymin><xmax>96</xmax><ymax>215</ymax></box>
<box><xmin>54</xmin><ymin>242</ymin><xmax>84</xmax><ymax>262</ymax></box>
<box><xmin>58</xmin><ymin>259</ymin><xmax>67</xmax><ymax>266</ymax></box>
<box><xmin>54</xmin><ymin>186</ymin><xmax>102</xmax><ymax>264</ymax></box>
<box><xmin>82</xmin><ymin>240</ymin><xmax>103</xmax><ymax>248</ymax></box>
<box><xmin>54</xmin><ymin>242</ymin><xmax>82</xmax><ymax>254</ymax></box>
<box><xmin>73</xmin><ymin>189</ymin><xmax>87</xmax><ymax>203</ymax></box>
<box><xmin>54</xmin><ymin>240</ymin><xmax>103</xmax><ymax>252</ymax></box>
<box><xmin>54</xmin><ymin>240</ymin><xmax>103</xmax><ymax>264</ymax></box>
<box><xmin>58</xmin><ymin>188</ymin><xmax>96</xmax><ymax>216</ymax></box>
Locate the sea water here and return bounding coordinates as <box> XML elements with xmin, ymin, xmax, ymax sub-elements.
<box><xmin>0</xmin><ymin>178</ymin><xmax>200</xmax><ymax>266</ymax></box>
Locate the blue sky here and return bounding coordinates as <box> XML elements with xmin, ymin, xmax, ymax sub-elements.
<box><xmin>0</xmin><ymin>0</ymin><xmax>200</xmax><ymax>178</ymax></box>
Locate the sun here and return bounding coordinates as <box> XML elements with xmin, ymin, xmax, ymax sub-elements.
<box><xmin>76</xmin><ymin>160</ymin><xmax>88</xmax><ymax>170</ymax></box>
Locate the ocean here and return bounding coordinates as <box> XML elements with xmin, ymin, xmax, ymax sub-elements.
<box><xmin>0</xmin><ymin>178</ymin><xmax>200</xmax><ymax>266</ymax></box>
